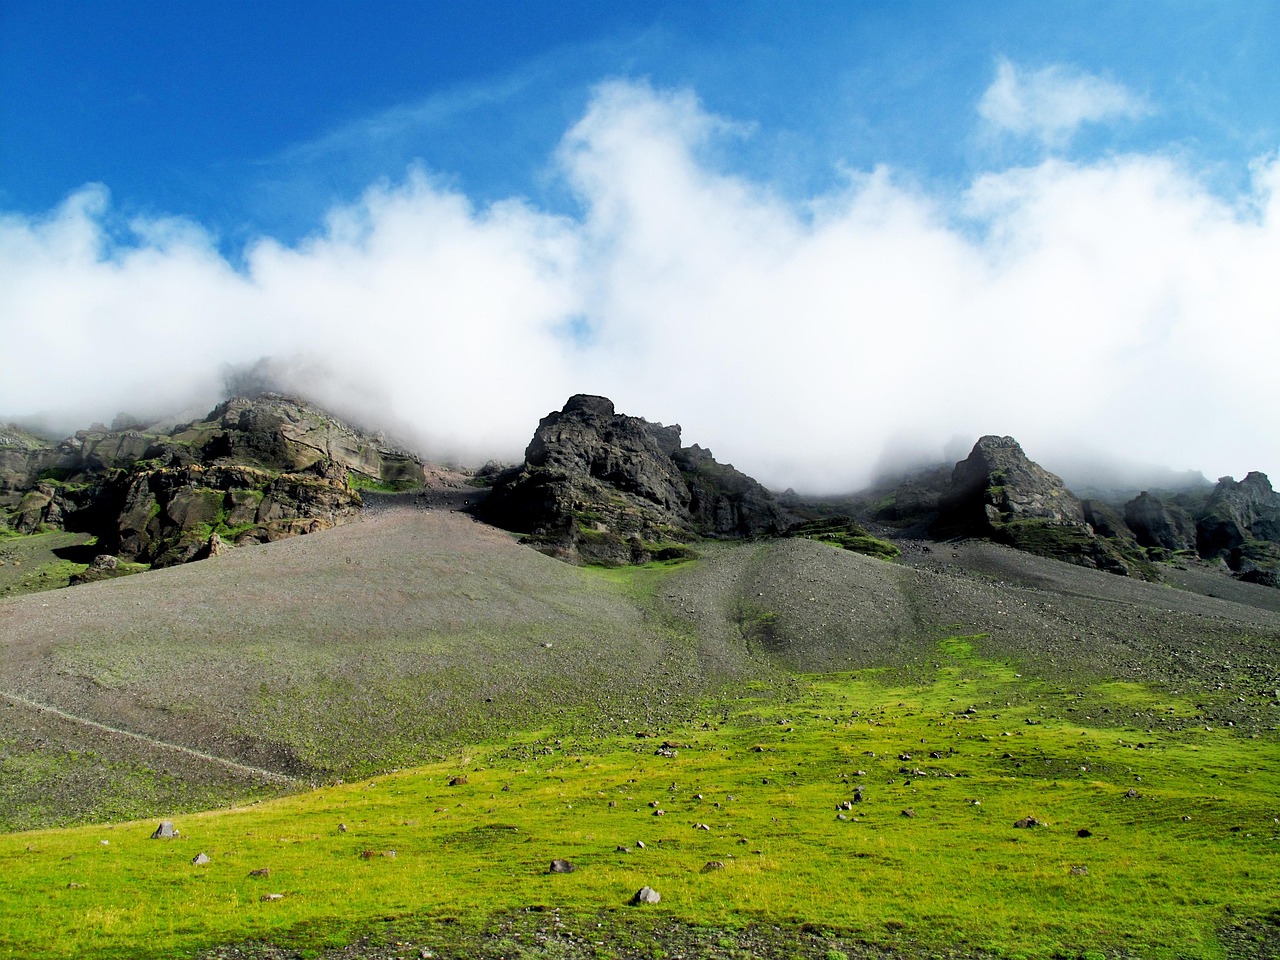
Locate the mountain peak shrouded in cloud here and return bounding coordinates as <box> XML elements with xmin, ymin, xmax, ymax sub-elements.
<box><xmin>1</xmin><ymin>76</ymin><xmax>1278</xmax><ymax>493</ymax></box>
<box><xmin>978</xmin><ymin>57</ymin><xmax>1149</xmax><ymax>147</ymax></box>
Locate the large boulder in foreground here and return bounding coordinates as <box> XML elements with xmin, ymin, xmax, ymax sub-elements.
<box><xmin>932</xmin><ymin>436</ymin><xmax>1143</xmax><ymax>577</ymax></box>
<box><xmin>481</xmin><ymin>395</ymin><xmax>786</xmax><ymax>563</ymax></box>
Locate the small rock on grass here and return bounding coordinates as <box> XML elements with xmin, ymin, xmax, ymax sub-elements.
<box><xmin>150</xmin><ymin>820</ymin><xmax>176</xmax><ymax>839</ymax></box>
<box><xmin>192</xmin><ymin>853</ymin><xmax>211</xmax><ymax>865</ymax></box>
<box><xmin>701</xmin><ymin>861</ymin><xmax>726</xmax><ymax>872</ymax></box>
<box><xmin>248</xmin><ymin>868</ymin><xmax>270</xmax><ymax>877</ymax></box>
<box><xmin>630</xmin><ymin>886</ymin><xmax>661</xmax><ymax>905</ymax></box>
<box><xmin>1013</xmin><ymin>816</ymin><xmax>1041</xmax><ymax>829</ymax></box>
<box><xmin>261</xmin><ymin>893</ymin><xmax>284</xmax><ymax>902</ymax></box>
<box><xmin>1070</xmin><ymin>865</ymin><xmax>1089</xmax><ymax>876</ymax></box>
<box><xmin>548</xmin><ymin>859</ymin><xmax>575</xmax><ymax>874</ymax></box>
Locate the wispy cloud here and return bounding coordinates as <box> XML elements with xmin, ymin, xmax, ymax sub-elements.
<box><xmin>2</xmin><ymin>80</ymin><xmax>1276</xmax><ymax>491</ymax></box>
<box><xmin>978</xmin><ymin>57</ymin><xmax>1149</xmax><ymax>147</ymax></box>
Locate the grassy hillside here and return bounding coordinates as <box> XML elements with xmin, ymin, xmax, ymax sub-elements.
<box><xmin>0</xmin><ymin>509</ymin><xmax>784</xmax><ymax>830</ymax></box>
<box><xmin>3</xmin><ymin>507</ymin><xmax>1279</xmax><ymax>832</ymax></box>
<box><xmin>1</xmin><ymin>637</ymin><xmax>1277</xmax><ymax>959</ymax></box>
<box><xmin>2</xmin><ymin>504</ymin><xmax>1279</xmax><ymax>956</ymax></box>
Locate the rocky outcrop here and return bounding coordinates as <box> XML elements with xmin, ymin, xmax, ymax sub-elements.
<box><xmin>184</xmin><ymin>396</ymin><xmax>425</xmax><ymax>484</ymax></box>
<box><xmin>1196</xmin><ymin>472</ymin><xmax>1280</xmax><ymax>555</ymax></box>
<box><xmin>101</xmin><ymin>461</ymin><xmax>359</xmax><ymax>567</ymax></box>
<box><xmin>0</xmin><ymin>395</ymin><xmax>423</xmax><ymax>575</ymax></box>
<box><xmin>934</xmin><ymin>436</ymin><xmax>1085</xmax><ymax>535</ymax></box>
<box><xmin>482</xmin><ymin>395</ymin><xmax>786</xmax><ymax>563</ymax></box>
<box><xmin>932</xmin><ymin>436</ymin><xmax>1144</xmax><ymax>577</ymax></box>
<box><xmin>1124</xmin><ymin>492</ymin><xmax>1197</xmax><ymax>553</ymax></box>
<box><xmin>1193</xmin><ymin>472</ymin><xmax>1280</xmax><ymax>584</ymax></box>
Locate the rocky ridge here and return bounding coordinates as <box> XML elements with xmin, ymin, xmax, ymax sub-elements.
<box><xmin>839</xmin><ymin>435</ymin><xmax>1279</xmax><ymax>588</ymax></box>
<box><xmin>0</xmin><ymin>394</ymin><xmax>427</xmax><ymax>574</ymax></box>
<box><xmin>481</xmin><ymin>395</ymin><xmax>787</xmax><ymax>563</ymax></box>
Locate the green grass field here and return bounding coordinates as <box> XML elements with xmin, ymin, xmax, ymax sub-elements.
<box><xmin>3</xmin><ymin>634</ymin><xmax>1276</xmax><ymax>960</ymax></box>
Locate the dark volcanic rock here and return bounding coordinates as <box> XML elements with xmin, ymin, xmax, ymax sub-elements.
<box><xmin>933</xmin><ymin>436</ymin><xmax>1143</xmax><ymax>577</ymax></box>
<box><xmin>935</xmin><ymin>436</ymin><xmax>1085</xmax><ymax>535</ymax></box>
<box><xmin>481</xmin><ymin>395</ymin><xmax>785</xmax><ymax>563</ymax></box>
<box><xmin>1194</xmin><ymin>473</ymin><xmax>1280</xmax><ymax>586</ymax></box>
<box><xmin>1196</xmin><ymin>472</ymin><xmax>1280</xmax><ymax>556</ymax></box>
<box><xmin>1125</xmin><ymin>492</ymin><xmax>1197</xmax><ymax>552</ymax></box>
<box><xmin>1081</xmin><ymin>499</ymin><xmax>1134</xmax><ymax>543</ymax></box>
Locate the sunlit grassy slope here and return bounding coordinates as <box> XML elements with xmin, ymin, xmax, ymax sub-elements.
<box><xmin>2</xmin><ymin>635</ymin><xmax>1276</xmax><ymax>960</ymax></box>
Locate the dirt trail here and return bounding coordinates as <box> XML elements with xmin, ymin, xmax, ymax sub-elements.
<box><xmin>0</xmin><ymin>690</ymin><xmax>296</xmax><ymax>784</ymax></box>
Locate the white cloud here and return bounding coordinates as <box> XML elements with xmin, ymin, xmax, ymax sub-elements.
<box><xmin>979</xmin><ymin>57</ymin><xmax>1148</xmax><ymax>147</ymax></box>
<box><xmin>2</xmin><ymin>80</ymin><xmax>1278</xmax><ymax>491</ymax></box>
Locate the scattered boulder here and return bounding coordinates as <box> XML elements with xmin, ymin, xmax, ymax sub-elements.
<box><xmin>630</xmin><ymin>886</ymin><xmax>661</xmax><ymax>905</ymax></box>
<box><xmin>248</xmin><ymin>868</ymin><xmax>270</xmax><ymax>877</ymax></box>
<box><xmin>1069</xmin><ymin>865</ymin><xmax>1090</xmax><ymax>876</ymax></box>
<box><xmin>1013</xmin><ymin>816</ymin><xmax>1041</xmax><ymax>829</ymax></box>
<box><xmin>701</xmin><ymin>861</ymin><xmax>726</xmax><ymax>872</ymax></box>
<box><xmin>448</xmin><ymin>775</ymin><xmax>469</xmax><ymax>787</ymax></box>
<box><xmin>548</xmin><ymin>859</ymin><xmax>576</xmax><ymax>874</ymax></box>
<box><xmin>192</xmin><ymin>853</ymin><xmax>211</xmax><ymax>865</ymax></box>
<box><xmin>150</xmin><ymin>820</ymin><xmax>176</xmax><ymax>839</ymax></box>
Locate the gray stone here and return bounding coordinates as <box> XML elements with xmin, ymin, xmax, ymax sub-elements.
<box><xmin>192</xmin><ymin>853</ymin><xmax>210</xmax><ymax>865</ymax></box>
<box><xmin>630</xmin><ymin>886</ymin><xmax>661</xmax><ymax>905</ymax></box>
<box><xmin>150</xmin><ymin>820</ymin><xmax>175</xmax><ymax>839</ymax></box>
<box><xmin>548</xmin><ymin>859</ymin><xmax>575</xmax><ymax>874</ymax></box>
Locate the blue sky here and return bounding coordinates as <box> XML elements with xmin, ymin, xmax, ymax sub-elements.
<box><xmin>2</xmin><ymin>2</ymin><xmax>1278</xmax><ymax>489</ymax></box>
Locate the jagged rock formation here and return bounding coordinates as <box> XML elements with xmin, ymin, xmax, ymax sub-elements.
<box><xmin>932</xmin><ymin>436</ymin><xmax>1146</xmax><ymax>577</ymax></box>
<box><xmin>0</xmin><ymin>395</ymin><xmax>427</xmax><ymax>573</ymax></box>
<box><xmin>935</xmin><ymin>436</ymin><xmax>1085</xmax><ymax>531</ymax></box>
<box><xmin>481</xmin><ymin>395</ymin><xmax>786</xmax><ymax>563</ymax></box>
<box><xmin>1194</xmin><ymin>472</ymin><xmax>1280</xmax><ymax>585</ymax></box>
<box><xmin>1124</xmin><ymin>491</ymin><xmax>1197</xmax><ymax>554</ymax></box>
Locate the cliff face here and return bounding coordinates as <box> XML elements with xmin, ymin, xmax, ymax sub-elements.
<box><xmin>0</xmin><ymin>395</ymin><xmax>426</xmax><ymax>571</ymax></box>
<box><xmin>1192</xmin><ymin>472</ymin><xmax>1280</xmax><ymax>585</ymax></box>
<box><xmin>481</xmin><ymin>395</ymin><xmax>786</xmax><ymax>564</ymax></box>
